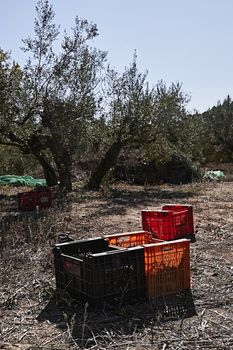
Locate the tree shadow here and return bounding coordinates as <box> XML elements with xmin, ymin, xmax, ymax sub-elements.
<box><xmin>66</xmin><ymin>185</ymin><xmax>198</xmax><ymax>224</ymax></box>
<box><xmin>110</xmin><ymin>186</ymin><xmax>197</xmax><ymax>203</ymax></box>
<box><xmin>37</xmin><ymin>290</ymin><xmax>196</xmax><ymax>349</ymax></box>
<box><xmin>0</xmin><ymin>209</ymin><xmax>48</xmax><ymax>228</ymax></box>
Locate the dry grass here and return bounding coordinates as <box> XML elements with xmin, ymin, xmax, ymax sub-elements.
<box><xmin>0</xmin><ymin>180</ymin><xmax>233</xmax><ymax>349</ymax></box>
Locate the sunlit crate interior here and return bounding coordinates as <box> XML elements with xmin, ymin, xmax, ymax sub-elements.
<box><xmin>105</xmin><ymin>230</ymin><xmax>162</xmax><ymax>247</ymax></box>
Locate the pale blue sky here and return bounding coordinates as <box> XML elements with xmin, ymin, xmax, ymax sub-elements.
<box><xmin>1</xmin><ymin>0</ymin><xmax>233</xmax><ymax>113</ymax></box>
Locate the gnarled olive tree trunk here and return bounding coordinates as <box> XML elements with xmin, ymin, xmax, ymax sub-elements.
<box><xmin>34</xmin><ymin>151</ymin><xmax>58</xmax><ymax>187</ymax></box>
<box><xmin>42</xmin><ymin>108</ymin><xmax>73</xmax><ymax>192</ymax></box>
<box><xmin>27</xmin><ymin>134</ymin><xmax>58</xmax><ymax>187</ymax></box>
<box><xmin>47</xmin><ymin>138</ymin><xmax>72</xmax><ymax>192</ymax></box>
<box><xmin>86</xmin><ymin>140</ymin><xmax>123</xmax><ymax>190</ymax></box>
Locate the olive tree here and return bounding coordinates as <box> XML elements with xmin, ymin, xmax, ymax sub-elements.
<box><xmin>86</xmin><ymin>55</ymin><xmax>154</xmax><ymax>189</ymax></box>
<box><xmin>87</xmin><ymin>54</ymin><xmax>190</xmax><ymax>189</ymax></box>
<box><xmin>0</xmin><ymin>0</ymin><xmax>106</xmax><ymax>191</ymax></box>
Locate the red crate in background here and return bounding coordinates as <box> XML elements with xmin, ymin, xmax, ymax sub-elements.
<box><xmin>18</xmin><ymin>188</ymin><xmax>53</xmax><ymax>211</ymax></box>
<box><xmin>141</xmin><ymin>206</ymin><xmax>194</xmax><ymax>241</ymax></box>
<box><xmin>18</xmin><ymin>191</ymin><xmax>37</xmax><ymax>211</ymax></box>
<box><xmin>105</xmin><ymin>230</ymin><xmax>162</xmax><ymax>248</ymax></box>
<box><xmin>36</xmin><ymin>189</ymin><xmax>52</xmax><ymax>209</ymax></box>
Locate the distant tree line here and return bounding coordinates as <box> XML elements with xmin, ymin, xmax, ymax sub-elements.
<box><xmin>0</xmin><ymin>0</ymin><xmax>232</xmax><ymax>191</ymax></box>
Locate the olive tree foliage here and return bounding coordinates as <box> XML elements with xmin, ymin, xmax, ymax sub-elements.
<box><xmin>0</xmin><ymin>50</ymin><xmax>35</xmax><ymax>174</ymax></box>
<box><xmin>0</xmin><ymin>0</ymin><xmax>106</xmax><ymax>190</ymax></box>
<box><xmin>175</xmin><ymin>112</ymin><xmax>207</xmax><ymax>164</ymax></box>
<box><xmin>200</xmin><ymin>95</ymin><xmax>233</xmax><ymax>162</ymax></box>
<box><xmin>0</xmin><ymin>144</ymin><xmax>37</xmax><ymax>176</ymax></box>
<box><xmin>87</xmin><ymin>54</ymin><xmax>191</xmax><ymax>189</ymax></box>
<box><xmin>134</xmin><ymin>80</ymin><xmax>203</xmax><ymax>182</ymax></box>
<box><xmin>142</xmin><ymin>80</ymin><xmax>191</xmax><ymax>162</ymax></box>
<box><xmin>86</xmin><ymin>55</ymin><xmax>154</xmax><ymax>189</ymax></box>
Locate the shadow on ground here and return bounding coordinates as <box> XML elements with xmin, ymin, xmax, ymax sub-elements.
<box><xmin>70</xmin><ymin>185</ymin><xmax>198</xmax><ymax>204</ymax></box>
<box><xmin>63</xmin><ymin>186</ymin><xmax>199</xmax><ymax>223</ymax></box>
<box><xmin>110</xmin><ymin>187</ymin><xmax>198</xmax><ymax>202</ymax></box>
<box><xmin>0</xmin><ymin>185</ymin><xmax>198</xmax><ymax>227</ymax></box>
<box><xmin>37</xmin><ymin>290</ymin><xmax>196</xmax><ymax>349</ymax></box>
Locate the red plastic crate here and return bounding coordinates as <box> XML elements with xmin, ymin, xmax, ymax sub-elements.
<box><xmin>105</xmin><ymin>230</ymin><xmax>162</xmax><ymax>248</ymax></box>
<box><xmin>18</xmin><ymin>191</ymin><xmax>37</xmax><ymax>211</ymax></box>
<box><xmin>141</xmin><ymin>207</ymin><xmax>193</xmax><ymax>240</ymax></box>
<box><xmin>144</xmin><ymin>239</ymin><xmax>190</xmax><ymax>299</ymax></box>
<box><xmin>18</xmin><ymin>188</ymin><xmax>53</xmax><ymax>211</ymax></box>
<box><xmin>142</xmin><ymin>210</ymin><xmax>176</xmax><ymax>240</ymax></box>
<box><xmin>162</xmin><ymin>204</ymin><xmax>194</xmax><ymax>235</ymax></box>
<box><xmin>36</xmin><ymin>189</ymin><xmax>52</xmax><ymax>209</ymax></box>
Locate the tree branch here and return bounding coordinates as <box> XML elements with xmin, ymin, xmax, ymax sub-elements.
<box><xmin>0</xmin><ymin>140</ymin><xmax>24</xmax><ymax>149</ymax></box>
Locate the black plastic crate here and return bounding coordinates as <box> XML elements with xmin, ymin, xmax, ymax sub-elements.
<box><xmin>53</xmin><ymin>237</ymin><xmax>111</xmax><ymax>291</ymax></box>
<box><xmin>53</xmin><ymin>237</ymin><xmax>146</xmax><ymax>307</ymax></box>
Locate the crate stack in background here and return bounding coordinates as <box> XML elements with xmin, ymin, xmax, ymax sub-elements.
<box><xmin>17</xmin><ymin>187</ymin><xmax>54</xmax><ymax>211</ymax></box>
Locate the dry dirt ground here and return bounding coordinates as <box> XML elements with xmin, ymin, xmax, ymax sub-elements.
<box><xmin>0</xmin><ymin>180</ymin><xmax>233</xmax><ymax>349</ymax></box>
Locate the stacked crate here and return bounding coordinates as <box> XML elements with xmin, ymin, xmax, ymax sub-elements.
<box><xmin>141</xmin><ymin>204</ymin><xmax>195</xmax><ymax>241</ymax></box>
<box><xmin>106</xmin><ymin>231</ymin><xmax>190</xmax><ymax>300</ymax></box>
<box><xmin>53</xmin><ymin>205</ymin><xmax>194</xmax><ymax>307</ymax></box>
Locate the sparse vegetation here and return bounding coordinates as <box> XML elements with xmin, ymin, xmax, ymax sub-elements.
<box><xmin>1</xmin><ymin>180</ymin><xmax>233</xmax><ymax>349</ymax></box>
